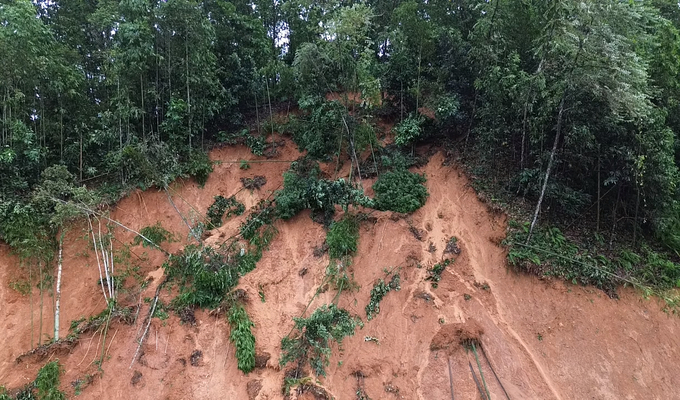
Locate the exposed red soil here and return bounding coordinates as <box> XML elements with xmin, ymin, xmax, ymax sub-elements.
<box><xmin>1</xmin><ymin>141</ymin><xmax>680</xmax><ymax>399</ymax></box>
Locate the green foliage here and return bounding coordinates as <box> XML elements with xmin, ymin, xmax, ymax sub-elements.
<box><xmin>288</xmin><ymin>100</ymin><xmax>346</xmax><ymax>159</ymax></box>
<box><xmin>373</xmin><ymin>169</ymin><xmax>428</xmax><ymax>213</ymax></box>
<box><xmin>327</xmin><ymin>215</ymin><xmax>360</xmax><ymax>259</ymax></box>
<box><xmin>133</xmin><ymin>222</ymin><xmax>174</xmax><ymax>248</ymax></box>
<box><xmin>239</xmin><ymin>200</ymin><xmax>277</xmax><ymax>241</ymax></box>
<box><xmin>394</xmin><ymin>114</ymin><xmax>425</xmax><ymax>146</ymax></box>
<box><xmin>280</xmin><ymin>304</ymin><xmax>359</xmax><ymax>377</ymax></box>
<box><xmin>184</xmin><ymin>151</ymin><xmax>214</xmax><ymax>187</ymax></box>
<box><xmin>206</xmin><ymin>195</ymin><xmax>245</xmax><ymax>228</ymax></box>
<box><xmin>366</xmin><ymin>274</ymin><xmax>401</xmax><ymax>320</ymax></box>
<box><xmin>325</xmin><ymin>258</ymin><xmax>358</xmax><ymax>292</ymax></box>
<box><xmin>506</xmin><ymin>222</ymin><xmax>680</xmax><ymax>297</ymax></box>
<box><xmin>228</xmin><ymin>304</ymin><xmax>256</xmax><ymax>374</ymax></box>
<box><xmin>164</xmin><ymin>245</ymin><xmax>241</xmax><ymax>309</ymax></box>
<box><xmin>426</xmin><ymin>259</ymin><xmax>452</xmax><ymax>287</ymax></box>
<box><xmin>274</xmin><ymin>159</ymin><xmax>373</xmax><ymax>221</ymax></box>
<box><xmin>34</xmin><ymin>361</ymin><xmax>65</xmax><ymax>400</ymax></box>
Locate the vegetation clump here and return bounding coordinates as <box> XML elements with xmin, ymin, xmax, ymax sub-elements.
<box><xmin>280</xmin><ymin>304</ymin><xmax>359</xmax><ymax>377</ymax></box>
<box><xmin>133</xmin><ymin>222</ymin><xmax>175</xmax><ymax>248</ymax></box>
<box><xmin>1</xmin><ymin>360</ymin><xmax>66</xmax><ymax>400</ymax></box>
<box><xmin>426</xmin><ymin>259</ymin><xmax>453</xmax><ymax>288</ymax></box>
<box><xmin>506</xmin><ymin>222</ymin><xmax>680</xmax><ymax>298</ymax></box>
<box><xmin>274</xmin><ymin>159</ymin><xmax>372</xmax><ymax>221</ymax></box>
<box><xmin>327</xmin><ymin>215</ymin><xmax>360</xmax><ymax>259</ymax></box>
<box><xmin>206</xmin><ymin>195</ymin><xmax>245</xmax><ymax>228</ymax></box>
<box><xmin>366</xmin><ymin>273</ymin><xmax>401</xmax><ymax>320</ymax></box>
<box><xmin>228</xmin><ymin>304</ymin><xmax>256</xmax><ymax>374</ymax></box>
<box><xmin>373</xmin><ymin>169</ymin><xmax>428</xmax><ymax>213</ymax></box>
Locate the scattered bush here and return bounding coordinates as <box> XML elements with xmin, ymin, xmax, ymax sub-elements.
<box><xmin>373</xmin><ymin>169</ymin><xmax>428</xmax><ymax>213</ymax></box>
<box><xmin>206</xmin><ymin>195</ymin><xmax>245</xmax><ymax>228</ymax></box>
<box><xmin>240</xmin><ymin>200</ymin><xmax>277</xmax><ymax>241</ymax></box>
<box><xmin>506</xmin><ymin>222</ymin><xmax>680</xmax><ymax>298</ymax></box>
<box><xmin>228</xmin><ymin>304</ymin><xmax>256</xmax><ymax>374</ymax></box>
<box><xmin>366</xmin><ymin>274</ymin><xmax>401</xmax><ymax>320</ymax></box>
<box><xmin>327</xmin><ymin>215</ymin><xmax>360</xmax><ymax>259</ymax></box>
<box><xmin>280</xmin><ymin>304</ymin><xmax>359</xmax><ymax>377</ymax></box>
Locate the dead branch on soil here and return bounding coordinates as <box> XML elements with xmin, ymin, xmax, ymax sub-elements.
<box><xmin>129</xmin><ymin>279</ymin><xmax>167</xmax><ymax>369</ymax></box>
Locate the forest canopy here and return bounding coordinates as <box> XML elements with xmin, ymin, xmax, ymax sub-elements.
<box><xmin>3</xmin><ymin>0</ymin><xmax>680</xmax><ymax>257</ymax></box>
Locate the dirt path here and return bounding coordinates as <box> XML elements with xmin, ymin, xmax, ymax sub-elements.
<box><xmin>1</xmin><ymin>144</ymin><xmax>679</xmax><ymax>399</ymax></box>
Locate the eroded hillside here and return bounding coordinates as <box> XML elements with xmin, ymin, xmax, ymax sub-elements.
<box><xmin>1</xmin><ymin>142</ymin><xmax>679</xmax><ymax>400</ymax></box>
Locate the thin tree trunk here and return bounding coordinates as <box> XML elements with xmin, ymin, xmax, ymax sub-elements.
<box><xmin>609</xmin><ymin>185</ymin><xmax>621</xmax><ymax>250</ymax></box>
<box><xmin>141</xmin><ymin>74</ymin><xmax>145</xmax><ymax>141</ymax></box>
<box><xmin>527</xmin><ymin>95</ymin><xmax>566</xmax><ymax>242</ymax></box>
<box><xmin>39</xmin><ymin>261</ymin><xmax>44</xmax><ymax>345</ymax></box>
<box><xmin>265</xmin><ymin>76</ymin><xmax>274</xmax><ymax>137</ymax></box>
<box><xmin>186</xmin><ymin>24</ymin><xmax>191</xmax><ymax>152</ymax></box>
<box><xmin>54</xmin><ymin>233</ymin><xmax>64</xmax><ymax>341</ymax></box>
<box><xmin>596</xmin><ymin>152</ymin><xmax>601</xmax><ymax>232</ymax></box>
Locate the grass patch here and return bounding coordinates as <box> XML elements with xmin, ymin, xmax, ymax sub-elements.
<box><xmin>228</xmin><ymin>304</ymin><xmax>256</xmax><ymax>374</ymax></box>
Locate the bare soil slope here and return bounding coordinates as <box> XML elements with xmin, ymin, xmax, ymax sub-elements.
<box><xmin>1</xmin><ymin>142</ymin><xmax>679</xmax><ymax>399</ymax></box>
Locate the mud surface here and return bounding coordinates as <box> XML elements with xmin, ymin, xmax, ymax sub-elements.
<box><xmin>1</xmin><ymin>142</ymin><xmax>679</xmax><ymax>399</ymax></box>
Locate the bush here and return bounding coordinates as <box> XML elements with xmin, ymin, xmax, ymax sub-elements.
<box><xmin>35</xmin><ymin>360</ymin><xmax>65</xmax><ymax>400</ymax></box>
<box><xmin>165</xmin><ymin>245</ymin><xmax>240</xmax><ymax>309</ymax></box>
<box><xmin>228</xmin><ymin>304</ymin><xmax>256</xmax><ymax>374</ymax></box>
<box><xmin>289</xmin><ymin>100</ymin><xmax>346</xmax><ymax>159</ymax></box>
<box><xmin>275</xmin><ymin>159</ymin><xmax>373</xmax><ymax>220</ymax></box>
<box><xmin>366</xmin><ymin>274</ymin><xmax>400</xmax><ymax>320</ymax></box>
<box><xmin>134</xmin><ymin>222</ymin><xmax>175</xmax><ymax>248</ymax></box>
<box><xmin>394</xmin><ymin>114</ymin><xmax>425</xmax><ymax>146</ymax></box>
<box><xmin>206</xmin><ymin>195</ymin><xmax>245</xmax><ymax>228</ymax></box>
<box><xmin>183</xmin><ymin>151</ymin><xmax>214</xmax><ymax>187</ymax></box>
<box><xmin>373</xmin><ymin>169</ymin><xmax>428</xmax><ymax>213</ymax></box>
<box><xmin>327</xmin><ymin>215</ymin><xmax>360</xmax><ymax>259</ymax></box>
<box><xmin>280</xmin><ymin>304</ymin><xmax>359</xmax><ymax>377</ymax></box>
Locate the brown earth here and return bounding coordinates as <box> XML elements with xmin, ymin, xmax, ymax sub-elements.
<box><xmin>1</xmin><ymin>140</ymin><xmax>679</xmax><ymax>399</ymax></box>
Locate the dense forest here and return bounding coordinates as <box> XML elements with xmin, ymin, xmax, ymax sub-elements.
<box><xmin>3</xmin><ymin>0</ymin><xmax>680</xmax><ymax>291</ymax></box>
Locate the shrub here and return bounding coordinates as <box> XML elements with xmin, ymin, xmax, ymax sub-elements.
<box><xmin>134</xmin><ymin>222</ymin><xmax>175</xmax><ymax>248</ymax></box>
<box><xmin>206</xmin><ymin>195</ymin><xmax>245</xmax><ymax>228</ymax></box>
<box><xmin>35</xmin><ymin>360</ymin><xmax>66</xmax><ymax>400</ymax></box>
<box><xmin>394</xmin><ymin>114</ymin><xmax>425</xmax><ymax>146</ymax></box>
<box><xmin>275</xmin><ymin>159</ymin><xmax>373</xmax><ymax>220</ymax></box>
<box><xmin>373</xmin><ymin>169</ymin><xmax>428</xmax><ymax>213</ymax></box>
<box><xmin>165</xmin><ymin>245</ymin><xmax>240</xmax><ymax>309</ymax></box>
<box><xmin>228</xmin><ymin>304</ymin><xmax>256</xmax><ymax>373</ymax></box>
<box><xmin>366</xmin><ymin>274</ymin><xmax>400</xmax><ymax>320</ymax></box>
<box><xmin>183</xmin><ymin>151</ymin><xmax>213</xmax><ymax>187</ymax></box>
<box><xmin>280</xmin><ymin>304</ymin><xmax>359</xmax><ymax>377</ymax></box>
<box><xmin>327</xmin><ymin>215</ymin><xmax>360</xmax><ymax>259</ymax></box>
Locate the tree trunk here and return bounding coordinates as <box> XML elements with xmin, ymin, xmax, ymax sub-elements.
<box><xmin>527</xmin><ymin>95</ymin><xmax>566</xmax><ymax>242</ymax></box>
<box><xmin>54</xmin><ymin>233</ymin><xmax>64</xmax><ymax>341</ymax></box>
<box><xmin>596</xmin><ymin>152</ymin><xmax>601</xmax><ymax>232</ymax></box>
